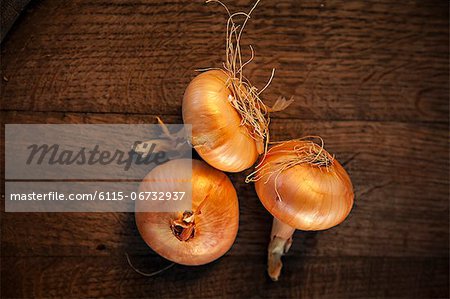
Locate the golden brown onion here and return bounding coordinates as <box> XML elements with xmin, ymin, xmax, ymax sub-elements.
<box><xmin>182</xmin><ymin>1</ymin><xmax>294</xmax><ymax>172</ymax></box>
<box><xmin>182</xmin><ymin>70</ymin><xmax>263</xmax><ymax>172</ymax></box>
<box><xmin>136</xmin><ymin>159</ymin><xmax>239</xmax><ymax>265</ymax></box>
<box><xmin>254</xmin><ymin>140</ymin><xmax>354</xmax><ymax>230</ymax></box>
<box><xmin>247</xmin><ymin>139</ymin><xmax>354</xmax><ymax>280</ymax></box>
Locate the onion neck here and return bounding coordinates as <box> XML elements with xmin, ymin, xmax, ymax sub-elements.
<box><xmin>170</xmin><ymin>195</ymin><xmax>209</xmax><ymax>242</ymax></box>
<box><xmin>268</xmin><ymin>217</ymin><xmax>295</xmax><ymax>281</ymax></box>
<box><xmin>171</xmin><ymin>211</ymin><xmax>196</xmax><ymax>241</ymax></box>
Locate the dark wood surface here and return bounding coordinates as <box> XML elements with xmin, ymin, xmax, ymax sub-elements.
<box><xmin>1</xmin><ymin>0</ymin><xmax>448</xmax><ymax>298</ymax></box>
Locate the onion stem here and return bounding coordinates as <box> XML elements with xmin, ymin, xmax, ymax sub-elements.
<box><xmin>268</xmin><ymin>217</ymin><xmax>295</xmax><ymax>281</ymax></box>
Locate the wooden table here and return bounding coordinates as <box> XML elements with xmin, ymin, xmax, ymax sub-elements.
<box><xmin>1</xmin><ymin>0</ymin><xmax>448</xmax><ymax>298</ymax></box>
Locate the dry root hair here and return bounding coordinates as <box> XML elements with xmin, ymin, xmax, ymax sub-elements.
<box><xmin>203</xmin><ymin>0</ymin><xmax>293</xmax><ymax>152</ymax></box>
<box><xmin>245</xmin><ymin>136</ymin><xmax>335</xmax><ymax>201</ymax></box>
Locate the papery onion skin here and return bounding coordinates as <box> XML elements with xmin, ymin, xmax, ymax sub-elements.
<box><xmin>255</xmin><ymin>141</ymin><xmax>354</xmax><ymax>231</ymax></box>
<box><xmin>136</xmin><ymin>159</ymin><xmax>239</xmax><ymax>266</ymax></box>
<box><xmin>182</xmin><ymin>70</ymin><xmax>262</xmax><ymax>172</ymax></box>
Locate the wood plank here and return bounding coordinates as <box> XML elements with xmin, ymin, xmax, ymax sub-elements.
<box><xmin>1</xmin><ymin>111</ymin><xmax>448</xmax><ymax>258</ymax></box>
<box><xmin>1</xmin><ymin>0</ymin><xmax>448</xmax><ymax>297</ymax></box>
<box><xmin>1</xmin><ymin>256</ymin><xmax>448</xmax><ymax>298</ymax></box>
<box><xmin>1</xmin><ymin>0</ymin><xmax>448</xmax><ymax>121</ymax></box>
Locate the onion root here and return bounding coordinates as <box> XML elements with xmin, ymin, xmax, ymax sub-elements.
<box><xmin>125</xmin><ymin>253</ymin><xmax>175</xmax><ymax>277</ymax></box>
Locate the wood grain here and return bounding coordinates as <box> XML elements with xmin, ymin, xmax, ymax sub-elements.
<box><xmin>1</xmin><ymin>256</ymin><xmax>448</xmax><ymax>298</ymax></box>
<box><xmin>1</xmin><ymin>0</ymin><xmax>448</xmax><ymax>121</ymax></box>
<box><xmin>1</xmin><ymin>0</ymin><xmax>448</xmax><ymax>298</ymax></box>
<box><xmin>1</xmin><ymin>111</ymin><xmax>448</xmax><ymax>259</ymax></box>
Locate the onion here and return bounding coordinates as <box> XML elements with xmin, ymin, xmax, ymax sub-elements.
<box><xmin>182</xmin><ymin>0</ymin><xmax>292</xmax><ymax>172</ymax></box>
<box><xmin>246</xmin><ymin>138</ymin><xmax>354</xmax><ymax>280</ymax></box>
<box><xmin>183</xmin><ymin>70</ymin><xmax>265</xmax><ymax>172</ymax></box>
<box><xmin>136</xmin><ymin>159</ymin><xmax>239</xmax><ymax>266</ymax></box>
